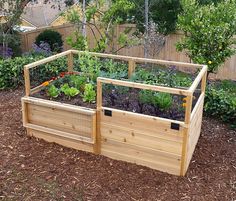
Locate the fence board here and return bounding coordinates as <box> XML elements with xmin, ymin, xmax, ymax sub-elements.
<box><xmin>20</xmin><ymin>24</ymin><xmax>236</xmax><ymax>80</ymax></box>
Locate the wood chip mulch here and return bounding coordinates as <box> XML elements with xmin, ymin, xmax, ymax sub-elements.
<box><xmin>0</xmin><ymin>88</ymin><xmax>235</xmax><ymax>201</ymax></box>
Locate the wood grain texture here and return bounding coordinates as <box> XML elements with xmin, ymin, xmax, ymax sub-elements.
<box><xmin>22</xmin><ymin>97</ymin><xmax>97</xmax><ymax>153</ymax></box>
<box><xmin>100</xmin><ymin>108</ymin><xmax>184</xmax><ymax>175</ymax></box>
<box><xmin>186</xmin><ymin>94</ymin><xmax>205</xmax><ymax>170</ymax></box>
<box><xmin>27</xmin><ymin>128</ymin><xmax>94</xmax><ymax>153</ymax></box>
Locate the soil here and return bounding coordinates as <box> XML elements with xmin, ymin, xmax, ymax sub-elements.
<box><xmin>1</xmin><ymin>88</ymin><xmax>236</xmax><ymax>201</ymax></box>
<box><xmin>33</xmin><ymin>87</ymin><xmax>200</xmax><ymax>121</ymax></box>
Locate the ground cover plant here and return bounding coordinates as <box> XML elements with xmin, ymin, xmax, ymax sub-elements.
<box><xmin>205</xmin><ymin>80</ymin><xmax>236</xmax><ymax>128</ymax></box>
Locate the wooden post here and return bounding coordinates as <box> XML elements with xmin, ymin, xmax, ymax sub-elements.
<box><xmin>67</xmin><ymin>52</ymin><xmax>73</xmax><ymax>72</ymax></box>
<box><xmin>201</xmin><ymin>70</ymin><xmax>207</xmax><ymax>93</ymax></box>
<box><xmin>180</xmin><ymin>94</ymin><xmax>193</xmax><ymax>176</ymax></box>
<box><xmin>96</xmin><ymin>79</ymin><xmax>102</xmax><ymax>154</ymax></box>
<box><xmin>128</xmin><ymin>59</ymin><xmax>136</xmax><ymax>78</ymax></box>
<box><xmin>24</xmin><ymin>67</ymin><xmax>31</xmax><ymax>96</ymax></box>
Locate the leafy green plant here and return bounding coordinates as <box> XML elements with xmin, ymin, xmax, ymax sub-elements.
<box><xmin>139</xmin><ymin>90</ymin><xmax>172</xmax><ymax>111</ymax></box>
<box><xmin>66</xmin><ymin>31</ymin><xmax>88</xmax><ymax>51</ymax></box>
<box><xmin>61</xmin><ymin>83</ymin><xmax>80</xmax><ymax>98</ymax></box>
<box><xmin>139</xmin><ymin>90</ymin><xmax>154</xmax><ymax>105</ymax></box>
<box><xmin>0</xmin><ymin>54</ymin><xmax>68</xmax><ymax>89</ymax></box>
<box><xmin>0</xmin><ymin>55</ymin><xmax>43</xmax><ymax>89</ymax></box>
<box><xmin>205</xmin><ymin>87</ymin><xmax>236</xmax><ymax>128</ymax></box>
<box><xmin>47</xmin><ymin>85</ymin><xmax>60</xmax><ymax>98</ymax></box>
<box><xmin>176</xmin><ymin>0</ymin><xmax>236</xmax><ymax>77</ymax></box>
<box><xmin>153</xmin><ymin>92</ymin><xmax>173</xmax><ymax>110</ymax></box>
<box><xmin>69</xmin><ymin>75</ymin><xmax>87</xmax><ymax>90</ymax></box>
<box><xmin>77</xmin><ymin>53</ymin><xmax>101</xmax><ymax>82</ymax></box>
<box><xmin>82</xmin><ymin>83</ymin><xmax>96</xmax><ymax>103</ymax></box>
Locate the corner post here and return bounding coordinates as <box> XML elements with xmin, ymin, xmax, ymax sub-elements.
<box><xmin>180</xmin><ymin>92</ymin><xmax>193</xmax><ymax>176</ymax></box>
<box><xmin>24</xmin><ymin>67</ymin><xmax>30</xmax><ymax>96</ymax></box>
<box><xmin>201</xmin><ymin>66</ymin><xmax>207</xmax><ymax>93</ymax></box>
<box><xmin>96</xmin><ymin>78</ymin><xmax>103</xmax><ymax>154</ymax></box>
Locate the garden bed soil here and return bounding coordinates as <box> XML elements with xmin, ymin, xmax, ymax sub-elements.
<box><xmin>33</xmin><ymin>87</ymin><xmax>200</xmax><ymax>121</ymax></box>
<box><xmin>1</xmin><ymin>88</ymin><xmax>235</xmax><ymax>200</ymax></box>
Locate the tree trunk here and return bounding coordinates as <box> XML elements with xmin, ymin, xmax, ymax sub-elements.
<box><xmin>144</xmin><ymin>0</ymin><xmax>149</xmax><ymax>58</ymax></box>
<box><xmin>2</xmin><ymin>0</ymin><xmax>30</xmax><ymax>33</ymax></box>
<box><xmin>82</xmin><ymin>0</ymin><xmax>87</xmax><ymax>37</ymax></box>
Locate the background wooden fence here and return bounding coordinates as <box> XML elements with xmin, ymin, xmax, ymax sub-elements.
<box><xmin>20</xmin><ymin>24</ymin><xmax>236</xmax><ymax>80</ymax></box>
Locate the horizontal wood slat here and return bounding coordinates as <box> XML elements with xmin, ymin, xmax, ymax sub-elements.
<box><xmin>100</xmin><ymin>109</ymin><xmax>184</xmax><ymax>175</ymax></box>
<box><xmin>101</xmin><ymin>139</ymin><xmax>181</xmax><ymax>175</ymax></box>
<box><xmin>27</xmin><ymin>128</ymin><xmax>94</xmax><ymax>153</ymax></box>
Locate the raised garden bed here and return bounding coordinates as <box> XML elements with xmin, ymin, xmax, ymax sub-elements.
<box><xmin>21</xmin><ymin>50</ymin><xmax>207</xmax><ymax>176</ymax></box>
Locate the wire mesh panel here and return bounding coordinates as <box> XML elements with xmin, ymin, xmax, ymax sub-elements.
<box><xmin>102</xmin><ymin>84</ymin><xmax>186</xmax><ymax>121</ymax></box>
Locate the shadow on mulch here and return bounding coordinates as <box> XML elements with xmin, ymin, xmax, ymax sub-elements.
<box><xmin>0</xmin><ymin>88</ymin><xmax>235</xmax><ymax>201</ymax></box>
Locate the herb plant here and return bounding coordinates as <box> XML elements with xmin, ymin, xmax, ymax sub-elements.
<box><xmin>139</xmin><ymin>90</ymin><xmax>172</xmax><ymax>111</ymax></box>
<box><xmin>153</xmin><ymin>93</ymin><xmax>173</xmax><ymax>111</ymax></box>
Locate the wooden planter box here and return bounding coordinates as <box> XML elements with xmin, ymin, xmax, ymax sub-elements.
<box><xmin>22</xmin><ymin>50</ymin><xmax>207</xmax><ymax>176</ymax></box>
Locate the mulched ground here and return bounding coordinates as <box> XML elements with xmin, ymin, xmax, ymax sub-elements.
<box><xmin>0</xmin><ymin>88</ymin><xmax>235</xmax><ymax>201</ymax></box>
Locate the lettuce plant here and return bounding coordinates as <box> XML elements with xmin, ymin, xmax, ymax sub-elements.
<box><xmin>47</xmin><ymin>84</ymin><xmax>60</xmax><ymax>98</ymax></box>
<box><xmin>61</xmin><ymin>83</ymin><xmax>80</xmax><ymax>98</ymax></box>
<box><xmin>82</xmin><ymin>83</ymin><xmax>96</xmax><ymax>103</ymax></box>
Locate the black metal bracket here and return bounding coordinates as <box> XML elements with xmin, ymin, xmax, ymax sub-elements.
<box><xmin>171</xmin><ymin>122</ymin><xmax>180</xmax><ymax>130</ymax></box>
<box><xmin>104</xmin><ymin>109</ymin><xmax>112</xmax><ymax>117</ymax></box>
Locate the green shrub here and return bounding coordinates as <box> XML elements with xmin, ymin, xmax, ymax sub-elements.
<box><xmin>177</xmin><ymin>0</ymin><xmax>236</xmax><ymax>76</ymax></box>
<box><xmin>0</xmin><ymin>55</ymin><xmax>67</xmax><ymax>89</ymax></box>
<box><xmin>205</xmin><ymin>87</ymin><xmax>236</xmax><ymax>128</ymax></box>
<box><xmin>0</xmin><ymin>56</ymin><xmax>43</xmax><ymax>89</ymax></box>
<box><xmin>36</xmin><ymin>30</ymin><xmax>63</xmax><ymax>52</ymax></box>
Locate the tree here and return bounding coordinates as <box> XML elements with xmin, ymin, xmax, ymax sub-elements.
<box><xmin>176</xmin><ymin>0</ymin><xmax>236</xmax><ymax>78</ymax></box>
<box><xmin>66</xmin><ymin>0</ymin><xmax>138</xmax><ymax>53</ymax></box>
<box><xmin>0</xmin><ymin>0</ymin><xmax>74</xmax><ymax>57</ymax></box>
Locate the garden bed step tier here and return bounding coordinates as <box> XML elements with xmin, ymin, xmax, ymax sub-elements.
<box><xmin>22</xmin><ymin>96</ymin><xmax>97</xmax><ymax>153</ymax></box>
